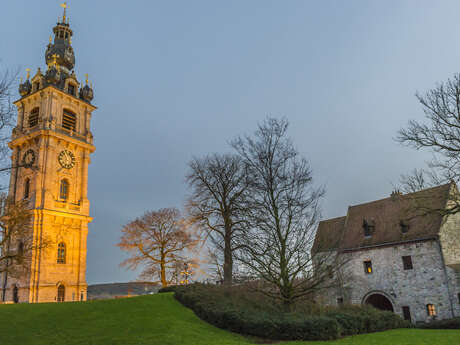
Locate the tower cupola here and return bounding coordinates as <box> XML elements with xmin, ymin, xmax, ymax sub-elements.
<box><xmin>45</xmin><ymin>2</ymin><xmax>75</xmax><ymax>74</ymax></box>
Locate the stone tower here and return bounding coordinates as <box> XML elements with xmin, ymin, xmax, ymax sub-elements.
<box><xmin>1</xmin><ymin>4</ymin><xmax>96</xmax><ymax>303</ymax></box>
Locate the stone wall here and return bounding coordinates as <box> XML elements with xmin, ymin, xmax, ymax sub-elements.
<box><xmin>323</xmin><ymin>240</ymin><xmax>460</xmax><ymax>323</ymax></box>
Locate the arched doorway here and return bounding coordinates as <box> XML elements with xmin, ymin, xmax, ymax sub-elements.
<box><xmin>364</xmin><ymin>293</ymin><xmax>394</xmax><ymax>312</ymax></box>
<box><xmin>57</xmin><ymin>285</ymin><xmax>65</xmax><ymax>302</ymax></box>
<box><xmin>12</xmin><ymin>285</ymin><xmax>19</xmax><ymax>304</ymax></box>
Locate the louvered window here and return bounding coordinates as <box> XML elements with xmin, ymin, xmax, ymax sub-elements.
<box><xmin>29</xmin><ymin>108</ymin><xmax>39</xmax><ymax>128</ymax></box>
<box><xmin>62</xmin><ymin>109</ymin><xmax>76</xmax><ymax>131</ymax></box>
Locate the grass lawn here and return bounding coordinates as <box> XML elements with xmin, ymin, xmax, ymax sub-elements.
<box><xmin>1</xmin><ymin>293</ymin><xmax>459</xmax><ymax>345</ymax></box>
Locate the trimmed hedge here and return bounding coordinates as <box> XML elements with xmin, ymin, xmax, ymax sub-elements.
<box><xmin>418</xmin><ymin>318</ymin><xmax>460</xmax><ymax>329</ymax></box>
<box><xmin>173</xmin><ymin>284</ymin><xmax>409</xmax><ymax>341</ymax></box>
<box><xmin>158</xmin><ymin>285</ymin><xmax>179</xmax><ymax>293</ymax></box>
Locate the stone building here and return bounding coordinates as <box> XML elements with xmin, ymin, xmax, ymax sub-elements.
<box><xmin>313</xmin><ymin>183</ymin><xmax>460</xmax><ymax>323</ymax></box>
<box><xmin>0</xmin><ymin>4</ymin><xmax>96</xmax><ymax>303</ymax></box>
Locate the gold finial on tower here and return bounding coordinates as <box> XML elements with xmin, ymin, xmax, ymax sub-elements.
<box><xmin>60</xmin><ymin>2</ymin><xmax>67</xmax><ymax>23</ymax></box>
<box><xmin>85</xmin><ymin>74</ymin><xmax>89</xmax><ymax>85</ymax></box>
<box><xmin>49</xmin><ymin>35</ymin><xmax>52</xmax><ymax>44</ymax></box>
<box><xmin>25</xmin><ymin>68</ymin><xmax>31</xmax><ymax>80</ymax></box>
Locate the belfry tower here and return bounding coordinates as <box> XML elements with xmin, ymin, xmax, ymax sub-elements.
<box><xmin>2</xmin><ymin>4</ymin><xmax>95</xmax><ymax>303</ymax></box>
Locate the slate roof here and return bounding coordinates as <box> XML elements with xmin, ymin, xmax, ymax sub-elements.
<box><xmin>312</xmin><ymin>183</ymin><xmax>454</xmax><ymax>253</ymax></box>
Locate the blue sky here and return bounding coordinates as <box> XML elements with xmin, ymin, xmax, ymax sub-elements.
<box><xmin>1</xmin><ymin>1</ymin><xmax>459</xmax><ymax>284</ymax></box>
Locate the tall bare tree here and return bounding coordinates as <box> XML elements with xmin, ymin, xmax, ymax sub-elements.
<box><xmin>186</xmin><ymin>154</ymin><xmax>248</xmax><ymax>285</ymax></box>
<box><xmin>0</xmin><ymin>67</ymin><xmax>17</xmax><ymax>174</ymax></box>
<box><xmin>397</xmin><ymin>73</ymin><xmax>460</xmax><ymax>212</ymax></box>
<box><xmin>118</xmin><ymin>208</ymin><xmax>200</xmax><ymax>287</ymax></box>
<box><xmin>0</xmin><ymin>195</ymin><xmax>41</xmax><ymax>300</ymax></box>
<box><xmin>231</xmin><ymin>118</ymin><xmax>327</xmax><ymax>307</ymax></box>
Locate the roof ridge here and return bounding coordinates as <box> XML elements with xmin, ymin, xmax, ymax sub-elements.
<box><xmin>348</xmin><ymin>183</ymin><xmax>452</xmax><ymax>209</ymax></box>
<box><xmin>319</xmin><ymin>215</ymin><xmax>346</xmax><ymax>223</ymax></box>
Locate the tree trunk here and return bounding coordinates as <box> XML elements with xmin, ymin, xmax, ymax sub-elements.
<box><xmin>160</xmin><ymin>253</ymin><xmax>167</xmax><ymax>287</ymax></box>
<box><xmin>223</xmin><ymin>227</ymin><xmax>233</xmax><ymax>285</ymax></box>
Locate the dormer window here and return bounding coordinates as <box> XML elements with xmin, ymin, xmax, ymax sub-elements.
<box><xmin>33</xmin><ymin>82</ymin><xmax>40</xmax><ymax>92</ymax></box>
<box><xmin>400</xmin><ymin>221</ymin><xmax>409</xmax><ymax>234</ymax></box>
<box><xmin>363</xmin><ymin>219</ymin><xmax>375</xmax><ymax>237</ymax></box>
<box><xmin>28</xmin><ymin>108</ymin><xmax>39</xmax><ymax>128</ymax></box>
<box><xmin>62</xmin><ymin>109</ymin><xmax>76</xmax><ymax>131</ymax></box>
<box><xmin>68</xmin><ymin>84</ymin><xmax>75</xmax><ymax>96</ymax></box>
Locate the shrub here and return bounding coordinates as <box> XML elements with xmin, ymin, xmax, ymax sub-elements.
<box><xmin>418</xmin><ymin>318</ymin><xmax>460</xmax><ymax>329</ymax></box>
<box><xmin>158</xmin><ymin>285</ymin><xmax>179</xmax><ymax>293</ymax></box>
<box><xmin>173</xmin><ymin>284</ymin><xmax>408</xmax><ymax>341</ymax></box>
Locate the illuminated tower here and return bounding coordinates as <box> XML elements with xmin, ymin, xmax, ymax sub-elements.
<box><xmin>2</xmin><ymin>3</ymin><xmax>96</xmax><ymax>303</ymax></box>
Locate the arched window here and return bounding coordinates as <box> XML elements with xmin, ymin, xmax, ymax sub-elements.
<box><xmin>68</xmin><ymin>84</ymin><xmax>75</xmax><ymax>96</ymax></box>
<box><xmin>13</xmin><ymin>285</ymin><xmax>19</xmax><ymax>304</ymax></box>
<box><xmin>57</xmin><ymin>284</ymin><xmax>65</xmax><ymax>302</ymax></box>
<box><xmin>60</xmin><ymin>179</ymin><xmax>69</xmax><ymax>201</ymax></box>
<box><xmin>62</xmin><ymin>109</ymin><xmax>76</xmax><ymax>131</ymax></box>
<box><xmin>28</xmin><ymin>108</ymin><xmax>39</xmax><ymax>128</ymax></box>
<box><xmin>24</xmin><ymin>178</ymin><xmax>30</xmax><ymax>199</ymax></box>
<box><xmin>57</xmin><ymin>242</ymin><xmax>66</xmax><ymax>264</ymax></box>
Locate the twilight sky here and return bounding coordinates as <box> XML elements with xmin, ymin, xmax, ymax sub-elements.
<box><xmin>1</xmin><ymin>1</ymin><xmax>460</xmax><ymax>284</ymax></box>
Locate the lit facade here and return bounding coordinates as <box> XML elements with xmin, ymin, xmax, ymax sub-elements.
<box><xmin>1</xmin><ymin>5</ymin><xmax>96</xmax><ymax>303</ymax></box>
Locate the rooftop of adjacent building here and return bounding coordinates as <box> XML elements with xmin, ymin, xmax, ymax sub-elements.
<box><xmin>312</xmin><ymin>182</ymin><xmax>457</xmax><ymax>253</ymax></box>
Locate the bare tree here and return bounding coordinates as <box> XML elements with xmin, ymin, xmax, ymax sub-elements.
<box><xmin>0</xmin><ymin>196</ymin><xmax>33</xmax><ymax>276</ymax></box>
<box><xmin>397</xmin><ymin>73</ymin><xmax>460</xmax><ymax>213</ymax></box>
<box><xmin>0</xmin><ymin>67</ymin><xmax>18</xmax><ymax>174</ymax></box>
<box><xmin>118</xmin><ymin>208</ymin><xmax>200</xmax><ymax>287</ymax></box>
<box><xmin>231</xmin><ymin>118</ymin><xmax>328</xmax><ymax>307</ymax></box>
<box><xmin>186</xmin><ymin>153</ymin><xmax>248</xmax><ymax>285</ymax></box>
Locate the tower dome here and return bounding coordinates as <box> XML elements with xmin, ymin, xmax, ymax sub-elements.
<box><xmin>45</xmin><ymin>3</ymin><xmax>75</xmax><ymax>73</ymax></box>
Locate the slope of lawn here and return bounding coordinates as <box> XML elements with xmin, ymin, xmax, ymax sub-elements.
<box><xmin>1</xmin><ymin>293</ymin><xmax>459</xmax><ymax>345</ymax></box>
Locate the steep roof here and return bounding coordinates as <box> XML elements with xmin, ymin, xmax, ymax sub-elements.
<box><xmin>312</xmin><ymin>183</ymin><xmax>454</xmax><ymax>253</ymax></box>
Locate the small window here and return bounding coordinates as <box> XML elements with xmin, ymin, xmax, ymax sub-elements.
<box><xmin>327</xmin><ymin>265</ymin><xmax>334</xmax><ymax>279</ymax></box>
<box><xmin>17</xmin><ymin>241</ymin><xmax>24</xmax><ymax>256</ymax></box>
<box><xmin>24</xmin><ymin>178</ymin><xmax>30</xmax><ymax>199</ymax></box>
<box><xmin>60</xmin><ymin>179</ymin><xmax>69</xmax><ymax>201</ymax></box>
<box><xmin>364</xmin><ymin>260</ymin><xmax>373</xmax><ymax>274</ymax></box>
<box><xmin>400</xmin><ymin>221</ymin><xmax>409</xmax><ymax>234</ymax></box>
<box><xmin>57</xmin><ymin>284</ymin><xmax>65</xmax><ymax>302</ymax></box>
<box><xmin>62</xmin><ymin>109</ymin><xmax>76</xmax><ymax>131</ymax></box>
<box><xmin>29</xmin><ymin>108</ymin><xmax>39</xmax><ymax>128</ymax></box>
<box><xmin>426</xmin><ymin>304</ymin><xmax>436</xmax><ymax>316</ymax></box>
<box><xmin>363</xmin><ymin>219</ymin><xmax>374</xmax><ymax>237</ymax></box>
<box><xmin>337</xmin><ymin>297</ymin><xmax>344</xmax><ymax>305</ymax></box>
<box><xmin>57</xmin><ymin>242</ymin><xmax>66</xmax><ymax>264</ymax></box>
<box><xmin>68</xmin><ymin>84</ymin><xmax>75</xmax><ymax>96</ymax></box>
<box><xmin>34</xmin><ymin>82</ymin><xmax>40</xmax><ymax>92</ymax></box>
<box><xmin>402</xmin><ymin>306</ymin><xmax>411</xmax><ymax>321</ymax></box>
<box><xmin>402</xmin><ymin>256</ymin><xmax>413</xmax><ymax>270</ymax></box>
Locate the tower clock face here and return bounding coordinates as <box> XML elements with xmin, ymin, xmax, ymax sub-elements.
<box><xmin>58</xmin><ymin>150</ymin><xmax>76</xmax><ymax>169</ymax></box>
<box><xmin>22</xmin><ymin>149</ymin><xmax>35</xmax><ymax>168</ymax></box>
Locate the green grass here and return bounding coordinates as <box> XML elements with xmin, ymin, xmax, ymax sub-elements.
<box><xmin>0</xmin><ymin>293</ymin><xmax>459</xmax><ymax>345</ymax></box>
